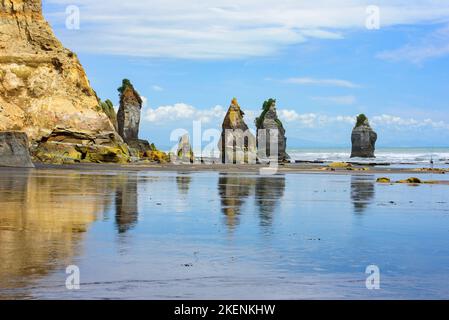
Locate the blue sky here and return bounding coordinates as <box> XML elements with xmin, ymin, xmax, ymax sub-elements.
<box><xmin>42</xmin><ymin>0</ymin><xmax>449</xmax><ymax>149</ymax></box>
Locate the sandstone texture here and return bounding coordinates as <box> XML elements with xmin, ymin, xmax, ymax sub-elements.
<box><xmin>0</xmin><ymin>0</ymin><xmax>116</xmax><ymax>142</ymax></box>
<box><xmin>0</xmin><ymin>131</ymin><xmax>34</xmax><ymax>167</ymax></box>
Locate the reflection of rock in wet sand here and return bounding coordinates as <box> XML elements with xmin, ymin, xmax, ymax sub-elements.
<box><xmin>176</xmin><ymin>174</ymin><xmax>192</xmax><ymax>195</ymax></box>
<box><xmin>255</xmin><ymin>176</ymin><xmax>285</xmax><ymax>228</ymax></box>
<box><xmin>0</xmin><ymin>169</ymin><xmax>116</xmax><ymax>295</ymax></box>
<box><xmin>218</xmin><ymin>175</ymin><xmax>286</xmax><ymax>230</ymax></box>
<box><xmin>218</xmin><ymin>175</ymin><xmax>255</xmax><ymax>229</ymax></box>
<box><xmin>350</xmin><ymin>175</ymin><xmax>375</xmax><ymax>214</ymax></box>
<box><xmin>115</xmin><ymin>174</ymin><xmax>139</xmax><ymax>233</ymax></box>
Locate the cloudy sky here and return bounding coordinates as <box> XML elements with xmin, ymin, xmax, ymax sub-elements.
<box><xmin>43</xmin><ymin>0</ymin><xmax>449</xmax><ymax>149</ymax></box>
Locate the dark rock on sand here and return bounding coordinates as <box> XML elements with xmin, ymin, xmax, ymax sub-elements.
<box><xmin>0</xmin><ymin>132</ymin><xmax>34</xmax><ymax>168</ymax></box>
<box><xmin>218</xmin><ymin>98</ymin><xmax>256</xmax><ymax>164</ymax></box>
<box><xmin>351</xmin><ymin>114</ymin><xmax>377</xmax><ymax>158</ymax></box>
<box><xmin>255</xmin><ymin>98</ymin><xmax>289</xmax><ymax>162</ymax></box>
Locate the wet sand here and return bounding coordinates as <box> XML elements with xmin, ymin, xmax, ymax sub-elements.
<box><xmin>35</xmin><ymin>161</ymin><xmax>449</xmax><ymax>174</ymax></box>
<box><xmin>1</xmin><ymin>166</ymin><xmax>449</xmax><ymax>299</ymax></box>
<box><xmin>34</xmin><ymin>162</ymin><xmax>449</xmax><ymax>185</ymax></box>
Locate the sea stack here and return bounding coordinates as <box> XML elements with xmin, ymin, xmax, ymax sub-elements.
<box><xmin>218</xmin><ymin>98</ymin><xmax>256</xmax><ymax>164</ymax></box>
<box><xmin>116</xmin><ymin>79</ymin><xmax>151</xmax><ymax>156</ymax></box>
<box><xmin>351</xmin><ymin>114</ymin><xmax>377</xmax><ymax>158</ymax></box>
<box><xmin>176</xmin><ymin>134</ymin><xmax>194</xmax><ymax>163</ymax></box>
<box><xmin>117</xmin><ymin>79</ymin><xmax>142</xmax><ymax>143</ymax></box>
<box><xmin>0</xmin><ymin>132</ymin><xmax>34</xmax><ymax>168</ymax></box>
<box><xmin>255</xmin><ymin>98</ymin><xmax>289</xmax><ymax>162</ymax></box>
<box><xmin>0</xmin><ymin>0</ymin><xmax>116</xmax><ymax>141</ymax></box>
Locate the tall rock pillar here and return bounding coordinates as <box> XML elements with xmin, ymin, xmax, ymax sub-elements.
<box><xmin>351</xmin><ymin>114</ymin><xmax>377</xmax><ymax>158</ymax></box>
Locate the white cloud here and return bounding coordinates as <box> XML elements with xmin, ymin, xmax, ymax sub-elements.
<box><xmin>278</xmin><ymin>110</ymin><xmax>355</xmax><ymax>127</ymax></box>
<box><xmin>372</xmin><ymin>114</ymin><xmax>449</xmax><ymax>129</ymax></box>
<box><xmin>151</xmin><ymin>85</ymin><xmax>164</xmax><ymax>92</ymax></box>
<box><xmin>377</xmin><ymin>24</ymin><xmax>449</xmax><ymax>63</ymax></box>
<box><xmin>46</xmin><ymin>0</ymin><xmax>449</xmax><ymax>59</ymax></box>
<box><xmin>144</xmin><ymin>103</ymin><xmax>226</xmax><ymax>124</ymax></box>
<box><xmin>285</xmin><ymin>77</ymin><xmax>360</xmax><ymax>88</ymax></box>
<box><xmin>311</xmin><ymin>95</ymin><xmax>357</xmax><ymax>105</ymax></box>
<box><xmin>143</xmin><ymin>103</ymin><xmax>449</xmax><ymax>131</ymax></box>
<box><xmin>141</xmin><ymin>96</ymin><xmax>148</xmax><ymax>107</ymax></box>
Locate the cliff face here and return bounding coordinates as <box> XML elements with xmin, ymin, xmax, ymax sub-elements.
<box><xmin>0</xmin><ymin>0</ymin><xmax>114</xmax><ymax>141</ymax></box>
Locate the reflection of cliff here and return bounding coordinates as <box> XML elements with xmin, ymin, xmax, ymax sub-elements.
<box><xmin>115</xmin><ymin>174</ymin><xmax>139</xmax><ymax>233</ymax></box>
<box><xmin>255</xmin><ymin>176</ymin><xmax>285</xmax><ymax>228</ymax></box>
<box><xmin>0</xmin><ymin>169</ymin><xmax>115</xmax><ymax>293</ymax></box>
<box><xmin>218</xmin><ymin>175</ymin><xmax>286</xmax><ymax>231</ymax></box>
<box><xmin>350</xmin><ymin>175</ymin><xmax>375</xmax><ymax>214</ymax></box>
<box><xmin>218</xmin><ymin>175</ymin><xmax>255</xmax><ymax>229</ymax></box>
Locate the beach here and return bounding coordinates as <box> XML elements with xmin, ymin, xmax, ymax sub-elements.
<box><xmin>1</xmin><ymin>164</ymin><xmax>449</xmax><ymax>299</ymax></box>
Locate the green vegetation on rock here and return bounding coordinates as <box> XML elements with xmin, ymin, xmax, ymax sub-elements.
<box><xmin>99</xmin><ymin>99</ymin><xmax>118</xmax><ymax>130</ymax></box>
<box><xmin>100</xmin><ymin>99</ymin><xmax>114</xmax><ymax>114</ymax></box>
<box><xmin>255</xmin><ymin>98</ymin><xmax>284</xmax><ymax>129</ymax></box>
<box><xmin>117</xmin><ymin>79</ymin><xmax>133</xmax><ymax>94</ymax></box>
<box><xmin>117</xmin><ymin>78</ymin><xmax>143</xmax><ymax>105</ymax></box>
<box><xmin>355</xmin><ymin>114</ymin><xmax>368</xmax><ymax>127</ymax></box>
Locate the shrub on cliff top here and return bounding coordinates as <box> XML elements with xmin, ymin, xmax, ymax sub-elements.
<box><xmin>355</xmin><ymin>114</ymin><xmax>368</xmax><ymax>127</ymax></box>
<box><xmin>117</xmin><ymin>79</ymin><xmax>133</xmax><ymax>94</ymax></box>
<box><xmin>255</xmin><ymin>98</ymin><xmax>284</xmax><ymax>129</ymax></box>
<box><xmin>117</xmin><ymin>79</ymin><xmax>143</xmax><ymax>105</ymax></box>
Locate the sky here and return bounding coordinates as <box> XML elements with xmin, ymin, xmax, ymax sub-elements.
<box><xmin>42</xmin><ymin>0</ymin><xmax>449</xmax><ymax>149</ymax></box>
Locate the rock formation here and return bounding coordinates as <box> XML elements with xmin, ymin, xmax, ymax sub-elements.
<box><xmin>0</xmin><ymin>132</ymin><xmax>34</xmax><ymax>168</ymax></box>
<box><xmin>116</xmin><ymin>79</ymin><xmax>162</xmax><ymax>160</ymax></box>
<box><xmin>117</xmin><ymin>79</ymin><xmax>142</xmax><ymax>143</ymax></box>
<box><xmin>351</xmin><ymin>114</ymin><xmax>377</xmax><ymax>158</ymax></box>
<box><xmin>176</xmin><ymin>134</ymin><xmax>194</xmax><ymax>163</ymax></box>
<box><xmin>32</xmin><ymin>127</ymin><xmax>130</xmax><ymax>164</ymax></box>
<box><xmin>218</xmin><ymin>98</ymin><xmax>257</xmax><ymax>164</ymax></box>
<box><xmin>255</xmin><ymin>98</ymin><xmax>289</xmax><ymax>162</ymax></box>
<box><xmin>0</xmin><ymin>0</ymin><xmax>116</xmax><ymax>141</ymax></box>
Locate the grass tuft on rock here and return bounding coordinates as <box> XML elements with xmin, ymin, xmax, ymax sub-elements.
<box><xmin>355</xmin><ymin>114</ymin><xmax>368</xmax><ymax>127</ymax></box>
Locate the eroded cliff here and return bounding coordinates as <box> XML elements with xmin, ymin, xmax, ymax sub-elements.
<box><xmin>0</xmin><ymin>0</ymin><xmax>115</xmax><ymax>141</ymax></box>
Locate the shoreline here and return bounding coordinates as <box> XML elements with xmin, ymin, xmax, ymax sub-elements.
<box><xmin>24</xmin><ymin>162</ymin><xmax>449</xmax><ymax>176</ymax></box>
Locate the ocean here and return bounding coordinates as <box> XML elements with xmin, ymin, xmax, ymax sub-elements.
<box><xmin>287</xmin><ymin>147</ymin><xmax>449</xmax><ymax>166</ymax></box>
